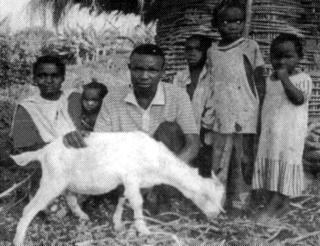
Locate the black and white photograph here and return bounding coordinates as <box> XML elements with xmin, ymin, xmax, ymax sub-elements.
<box><xmin>0</xmin><ymin>0</ymin><xmax>320</xmax><ymax>245</ymax></box>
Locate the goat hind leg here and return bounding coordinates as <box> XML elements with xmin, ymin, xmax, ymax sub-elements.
<box><xmin>13</xmin><ymin>182</ymin><xmax>65</xmax><ymax>246</ymax></box>
<box><xmin>113</xmin><ymin>196</ymin><xmax>126</xmax><ymax>231</ymax></box>
<box><xmin>124</xmin><ymin>181</ymin><xmax>150</xmax><ymax>235</ymax></box>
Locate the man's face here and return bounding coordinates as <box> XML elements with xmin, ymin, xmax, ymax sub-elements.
<box><xmin>185</xmin><ymin>39</ymin><xmax>205</xmax><ymax>67</ymax></box>
<box><xmin>34</xmin><ymin>63</ymin><xmax>64</xmax><ymax>99</ymax></box>
<box><xmin>129</xmin><ymin>54</ymin><xmax>164</xmax><ymax>94</ymax></box>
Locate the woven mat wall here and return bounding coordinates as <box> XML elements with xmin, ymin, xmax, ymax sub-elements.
<box><xmin>155</xmin><ymin>0</ymin><xmax>221</xmax><ymax>81</ymax></box>
<box><xmin>153</xmin><ymin>0</ymin><xmax>320</xmax><ymax>114</ymax></box>
<box><xmin>250</xmin><ymin>0</ymin><xmax>320</xmax><ymax>115</ymax></box>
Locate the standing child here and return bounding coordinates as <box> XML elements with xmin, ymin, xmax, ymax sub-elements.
<box><xmin>81</xmin><ymin>80</ymin><xmax>108</xmax><ymax>131</ymax></box>
<box><xmin>173</xmin><ymin>34</ymin><xmax>212</xmax><ymax>177</ymax></box>
<box><xmin>202</xmin><ymin>0</ymin><xmax>265</xmax><ymax>211</ymax></box>
<box><xmin>252</xmin><ymin>33</ymin><xmax>312</xmax><ymax>220</ymax></box>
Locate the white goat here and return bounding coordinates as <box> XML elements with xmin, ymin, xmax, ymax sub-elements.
<box><xmin>11</xmin><ymin>131</ymin><xmax>225</xmax><ymax>246</ymax></box>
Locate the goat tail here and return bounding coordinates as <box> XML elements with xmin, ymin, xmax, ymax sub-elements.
<box><xmin>10</xmin><ymin>148</ymin><xmax>43</xmax><ymax>166</ymax></box>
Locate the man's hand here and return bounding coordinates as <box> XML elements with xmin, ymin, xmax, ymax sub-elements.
<box><xmin>63</xmin><ymin>130</ymin><xmax>89</xmax><ymax>149</ymax></box>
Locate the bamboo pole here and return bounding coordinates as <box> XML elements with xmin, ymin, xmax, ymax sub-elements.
<box><xmin>244</xmin><ymin>0</ymin><xmax>253</xmax><ymax>38</ymax></box>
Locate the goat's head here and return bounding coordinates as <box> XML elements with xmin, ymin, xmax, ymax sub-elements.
<box><xmin>193</xmin><ymin>173</ymin><xmax>225</xmax><ymax>218</ymax></box>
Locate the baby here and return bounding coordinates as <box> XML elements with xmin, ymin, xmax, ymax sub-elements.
<box><xmin>81</xmin><ymin>80</ymin><xmax>108</xmax><ymax>131</ymax></box>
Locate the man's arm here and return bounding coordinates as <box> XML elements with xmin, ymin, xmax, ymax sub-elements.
<box><xmin>175</xmin><ymin>87</ymin><xmax>201</xmax><ymax>163</ymax></box>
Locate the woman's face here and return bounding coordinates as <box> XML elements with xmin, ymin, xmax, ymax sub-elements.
<box><xmin>34</xmin><ymin>63</ymin><xmax>64</xmax><ymax>100</ymax></box>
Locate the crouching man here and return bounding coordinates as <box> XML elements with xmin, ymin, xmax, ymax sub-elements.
<box><xmin>65</xmin><ymin>44</ymin><xmax>200</xmax><ymax>212</ymax></box>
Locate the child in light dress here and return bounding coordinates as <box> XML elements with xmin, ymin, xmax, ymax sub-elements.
<box><xmin>252</xmin><ymin>33</ymin><xmax>313</xmax><ymax>220</ymax></box>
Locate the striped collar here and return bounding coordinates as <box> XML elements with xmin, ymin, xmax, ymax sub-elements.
<box><xmin>124</xmin><ymin>82</ymin><xmax>165</xmax><ymax>107</ymax></box>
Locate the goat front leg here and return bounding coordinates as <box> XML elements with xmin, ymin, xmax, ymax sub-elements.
<box><xmin>65</xmin><ymin>191</ymin><xmax>89</xmax><ymax>221</ymax></box>
<box><xmin>124</xmin><ymin>179</ymin><xmax>150</xmax><ymax>235</ymax></box>
<box><xmin>113</xmin><ymin>196</ymin><xmax>126</xmax><ymax>231</ymax></box>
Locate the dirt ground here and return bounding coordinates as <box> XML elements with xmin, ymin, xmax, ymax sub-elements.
<box><xmin>0</xmin><ymin>164</ymin><xmax>320</xmax><ymax>246</ymax></box>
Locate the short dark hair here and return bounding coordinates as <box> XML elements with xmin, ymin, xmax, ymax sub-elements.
<box><xmin>270</xmin><ymin>33</ymin><xmax>304</xmax><ymax>58</ymax></box>
<box><xmin>130</xmin><ymin>44</ymin><xmax>165</xmax><ymax>67</ymax></box>
<box><xmin>83</xmin><ymin>79</ymin><xmax>108</xmax><ymax>99</ymax></box>
<box><xmin>211</xmin><ymin>0</ymin><xmax>246</xmax><ymax>28</ymax></box>
<box><xmin>33</xmin><ymin>55</ymin><xmax>66</xmax><ymax>77</ymax></box>
<box><xmin>185</xmin><ymin>34</ymin><xmax>212</xmax><ymax>52</ymax></box>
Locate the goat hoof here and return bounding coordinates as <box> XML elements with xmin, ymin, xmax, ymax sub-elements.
<box><xmin>137</xmin><ymin>226</ymin><xmax>151</xmax><ymax>235</ymax></box>
<box><xmin>79</xmin><ymin>213</ymin><xmax>90</xmax><ymax>221</ymax></box>
<box><xmin>13</xmin><ymin>236</ymin><xmax>23</xmax><ymax>246</ymax></box>
<box><xmin>114</xmin><ymin>222</ymin><xmax>124</xmax><ymax>232</ymax></box>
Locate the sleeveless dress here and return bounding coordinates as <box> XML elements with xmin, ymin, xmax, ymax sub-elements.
<box><xmin>15</xmin><ymin>89</ymin><xmax>77</xmax><ymax>143</ymax></box>
<box><xmin>252</xmin><ymin>72</ymin><xmax>313</xmax><ymax>196</ymax></box>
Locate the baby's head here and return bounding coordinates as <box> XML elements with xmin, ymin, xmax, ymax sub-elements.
<box><xmin>82</xmin><ymin>80</ymin><xmax>108</xmax><ymax>114</ymax></box>
<box><xmin>33</xmin><ymin>55</ymin><xmax>66</xmax><ymax>100</ymax></box>
<box><xmin>270</xmin><ymin>33</ymin><xmax>303</xmax><ymax>74</ymax></box>
<box><xmin>212</xmin><ymin>0</ymin><xmax>246</xmax><ymax>44</ymax></box>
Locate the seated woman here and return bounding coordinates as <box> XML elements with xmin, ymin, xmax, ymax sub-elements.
<box><xmin>11</xmin><ymin>55</ymin><xmax>82</xmax><ymax>152</ymax></box>
<box><xmin>10</xmin><ymin>55</ymin><xmax>82</xmax><ymax>218</ymax></box>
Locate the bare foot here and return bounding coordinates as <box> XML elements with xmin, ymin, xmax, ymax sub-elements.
<box><xmin>274</xmin><ymin>201</ymin><xmax>291</xmax><ymax>219</ymax></box>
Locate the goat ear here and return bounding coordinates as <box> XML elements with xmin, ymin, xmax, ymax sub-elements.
<box><xmin>211</xmin><ymin>170</ymin><xmax>221</xmax><ymax>183</ymax></box>
<box><xmin>211</xmin><ymin>170</ymin><xmax>215</xmax><ymax>178</ymax></box>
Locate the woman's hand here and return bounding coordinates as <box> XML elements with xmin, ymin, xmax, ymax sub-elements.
<box><xmin>63</xmin><ymin>130</ymin><xmax>89</xmax><ymax>148</ymax></box>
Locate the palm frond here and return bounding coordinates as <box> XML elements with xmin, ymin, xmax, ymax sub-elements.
<box><xmin>29</xmin><ymin>0</ymin><xmax>76</xmax><ymax>26</ymax></box>
<box><xmin>29</xmin><ymin>0</ymin><xmax>153</xmax><ymax>26</ymax></box>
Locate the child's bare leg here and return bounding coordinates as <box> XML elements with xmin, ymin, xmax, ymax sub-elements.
<box><xmin>211</xmin><ymin>133</ymin><xmax>233</xmax><ymax>185</ymax></box>
<box><xmin>273</xmin><ymin>194</ymin><xmax>290</xmax><ymax>218</ymax></box>
<box><xmin>227</xmin><ymin>135</ymin><xmax>250</xmax><ymax>211</ymax></box>
<box><xmin>257</xmin><ymin>191</ymin><xmax>289</xmax><ymax>221</ymax></box>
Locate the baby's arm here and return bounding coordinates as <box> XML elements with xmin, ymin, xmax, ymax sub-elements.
<box><xmin>277</xmin><ymin>68</ymin><xmax>305</xmax><ymax>105</ymax></box>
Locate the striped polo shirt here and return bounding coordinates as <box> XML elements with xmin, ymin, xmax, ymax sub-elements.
<box><xmin>94</xmin><ymin>82</ymin><xmax>198</xmax><ymax>135</ymax></box>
